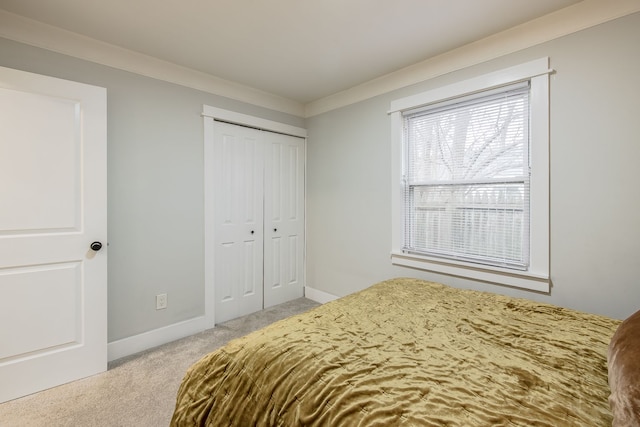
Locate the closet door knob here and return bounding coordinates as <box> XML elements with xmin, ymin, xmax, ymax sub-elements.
<box><xmin>250</xmin><ymin>230</ymin><xmax>255</xmax><ymax>234</ymax></box>
<box><xmin>273</xmin><ymin>228</ymin><xmax>278</xmax><ymax>232</ymax></box>
<box><xmin>90</xmin><ymin>241</ymin><xmax>103</xmax><ymax>251</ymax></box>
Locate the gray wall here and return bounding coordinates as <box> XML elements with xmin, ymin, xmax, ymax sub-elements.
<box><xmin>305</xmin><ymin>12</ymin><xmax>640</xmax><ymax>320</ymax></box>
<box><xmin>0</xmin><ymin>38</ymin><xmax>303</xmax><ymax>342</ymax></box>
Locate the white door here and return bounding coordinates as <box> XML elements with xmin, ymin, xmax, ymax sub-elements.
<box><xmin>0</xmin><ymin>66</ymin><xmax>107</xmax><ymax>403</ymax></box>
<box><xmin>263</xmin><ymin>132</ymin><xmax>305</xmax><ymax>308</ymax></box>
<box><xmin>213</xmin><ymin>122</ymin><xmax>264</xmax><ymax>323</ymax></box>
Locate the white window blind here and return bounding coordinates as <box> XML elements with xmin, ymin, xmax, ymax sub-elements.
<box><xmin>403</xmin><ymin>82</ymin><xmax>530</xmax><ymax>269</ymax></box>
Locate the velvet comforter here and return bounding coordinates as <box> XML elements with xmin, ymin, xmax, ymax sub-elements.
<box><xmin>171</xmin><ymin>278</ymin><xmax>620</xmax><ymax>426</ymax></box>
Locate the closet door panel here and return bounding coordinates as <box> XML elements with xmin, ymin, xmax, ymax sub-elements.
<box><xmin>213</xmin><ymin>122</ymin><xmax>264</xmax><ymax>323</ymax></box>
<box><xmin>264</xmin><ymin>132</ymin><xmax>305</xmax><ymax>308</ymax></box>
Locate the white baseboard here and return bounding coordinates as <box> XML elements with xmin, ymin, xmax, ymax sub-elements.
<box><xmin>304</xmin><ymin>286</ymin><xmax>339</xmax><ymax>304</ymax></box>
<box><xmin>108</xmin><ymin>288</ymin><xmax>338</xmax><ymax>361</ymax></box>
<box><xmin>107</xmin><ymin>316</ymin><xmax>207</xmax><ymax>362</ymax></box>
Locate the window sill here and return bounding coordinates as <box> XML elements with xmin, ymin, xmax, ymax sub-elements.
<box><xmin>390</xmin><ymin>251</ymin><xmax>549</xmax><ymax>293</ymax></box>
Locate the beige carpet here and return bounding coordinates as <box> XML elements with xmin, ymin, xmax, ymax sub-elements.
<box><xmin>0</xmin><ymin>298</ymin><xmax>319</xmax><ymax>427</ymax></box>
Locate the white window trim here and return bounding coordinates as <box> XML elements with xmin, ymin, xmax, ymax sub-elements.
<box><xmin>390</xmin><ymin>58</ymin><xmax>551</xmax><ymax>293</ymax></box>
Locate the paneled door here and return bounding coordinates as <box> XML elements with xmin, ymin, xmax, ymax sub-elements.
<box><xmin>213</xmin><ymin>122</ymin><xmax>264</xmax><ymax>323</ymax></box>
<box><xmin>0</xmin><ymin>66</ymin><xmax>107</xmax><ymax>403</ymax></box>
<box><xmin>263</xmin><ymin>132</ymin><xmax>305</xmax><ymax>308</ymax></box>
<box><xmin>211</xmin><ymin>119</ymin><xmax>305</xmax><ymax>323</ymax></box>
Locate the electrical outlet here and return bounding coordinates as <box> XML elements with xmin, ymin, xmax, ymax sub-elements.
<box><xmin>156</xmin><ymin>293</ymin><xmax>168</xmax><ymax>310</ymax></box>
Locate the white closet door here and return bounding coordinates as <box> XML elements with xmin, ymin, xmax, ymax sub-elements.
<box><xmin>263</xmin><ymin>132</ymin><xmax>305</xmax><ymax>308</ymax></box>
<box><xmin>213</xmin><ymin>122</ymin><xmax>264</xmax><ymax>323</ymax></box>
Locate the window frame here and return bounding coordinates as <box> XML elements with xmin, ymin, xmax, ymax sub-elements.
<box><xmin>390</xmin><ymin>58</ymin><xmax>551</xmax><ymax>292</ymax></box>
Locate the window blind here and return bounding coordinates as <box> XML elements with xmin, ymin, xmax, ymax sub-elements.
<box><xmin>403</xmin><ymin>82</ymin><xmax>530</xmax><ymax>269</ymax></box>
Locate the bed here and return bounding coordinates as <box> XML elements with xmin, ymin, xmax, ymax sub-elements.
<box><xmin>171</xmin><ymin>278</ymin><xmax>637</xmax><ymax>426</ymax></box>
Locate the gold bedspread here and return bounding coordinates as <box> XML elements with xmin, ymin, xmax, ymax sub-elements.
<box><xmin>171</xmin><ymin>278</ymin><xmax>620</xmax><ymax>426</ymax></box>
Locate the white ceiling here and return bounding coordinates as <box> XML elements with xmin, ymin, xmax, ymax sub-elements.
<box><xmin>0</xmin><ymin>0</ymin><xmax>583</xmax><ymax>104</ymax></box>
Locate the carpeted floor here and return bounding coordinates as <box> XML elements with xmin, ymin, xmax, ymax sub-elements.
<box><xmin>0</xmin><ymin>297</ymin><xmax>320</xmax><ymax>427</ymax></box>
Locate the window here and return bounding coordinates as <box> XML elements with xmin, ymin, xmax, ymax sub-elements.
<box><xmin>405</xmin><ymin>82</ymin><xmax>530</xmax><ymax>269</ymax></box>
<box><xmin>390</xmin><ymin>58</ymin><xmax>551</xmax><ymax>292</ymax></box>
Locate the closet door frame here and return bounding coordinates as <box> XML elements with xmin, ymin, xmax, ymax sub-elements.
<box><xmin>203</xmin><ymin>105</ymin><xmax>307</xmax><ymax>328</ymax></box>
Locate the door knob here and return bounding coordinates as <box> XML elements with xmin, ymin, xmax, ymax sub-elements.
<box><xmin>90</xmin><ymin>241</ymin><xmax>103</xmax><ymax>251</ymax></box>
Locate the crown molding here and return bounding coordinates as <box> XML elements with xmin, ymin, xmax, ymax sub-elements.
<box><xmin>304</xmin><ymin>0</ymin><xmax>640</xmax><ymax>117</ymax></box>
<box><xmin>1</xmin><ymin>1</ymin><xmax>638</xmax><ymax>119</ymax></box>
<box><xmin>0</xmin><ymin>9</ymin><xmax>306</xmax><ymax>117</ymax></box>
